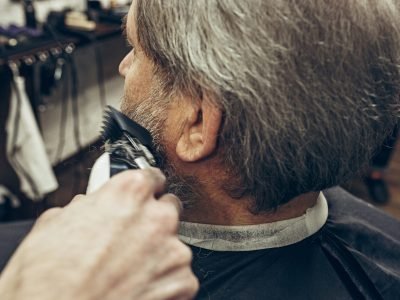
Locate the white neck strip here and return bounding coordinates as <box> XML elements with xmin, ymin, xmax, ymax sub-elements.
<box><xmin>178</xmin><ymin>192</ymin><xmax>328</xmax><ymax>251</ymax></box>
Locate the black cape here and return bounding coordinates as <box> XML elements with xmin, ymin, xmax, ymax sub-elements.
<box><xmin>190</xmin><ymin>187</ymin><xmax>400</xmax><ymax>300</ymax></box>
<box><xmin>0</xmin><ymin>187</ymin><xmax>399</xmax><ymax>299</ymax></box>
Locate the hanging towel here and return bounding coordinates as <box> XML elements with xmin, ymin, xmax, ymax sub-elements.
<box><xmin>5</xmin><ymin>76</ymin><xmax>58</xmax><ymax>201</ymax></box>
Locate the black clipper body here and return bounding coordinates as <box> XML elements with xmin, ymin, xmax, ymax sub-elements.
<box><xmin>101</xmin><ymin>106</ymin><xmax>157</xmax><ymax>177</ymax></box>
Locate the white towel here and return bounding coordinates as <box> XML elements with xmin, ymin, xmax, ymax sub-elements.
<box><xmin>5</xmin><ymin>76</ymin><xmax>58</xmax><ymax>201</ymax></box>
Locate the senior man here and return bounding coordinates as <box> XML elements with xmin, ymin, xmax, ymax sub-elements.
<box><xmin>1</xmin><ymin>0</ymin><xmax>400</xmax><ymax>299</ymax></box>
<box><xmin>118</xmin><ymin>0</ymin><xmax>400</xmax><ymax>299</ymax></box>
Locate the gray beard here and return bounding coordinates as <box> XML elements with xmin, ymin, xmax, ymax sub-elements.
<box><xmin>120</xmin><ymin>92</ymin><xmax>201</xmax><ymax>209</ymax></box>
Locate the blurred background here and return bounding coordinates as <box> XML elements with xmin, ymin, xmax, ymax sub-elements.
<box><xmin>0</xmin><ymin>0</ymin><xmax>399</xmax><ymax>222</ymax></box>
<box><xmin>0</xmin><ymin>0</ymin><xmax>130</xmax><ymax>221</ymax></box>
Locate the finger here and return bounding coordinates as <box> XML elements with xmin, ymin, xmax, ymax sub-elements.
<box><xmin>69</xmin><ymin>194</ymin><xmax>85</xmax><ymax>204</ymax></box>
<box><xmin>38</xmin><ymin>207</ymin><xmax>62</xmax><ymax>222</ymax></box>
<box><xmin>137</xmin><ymin>167</ymin><xmax>166</xmax><ymax>196</ymax></box>
<box><xmin>99</xmin><ymin>168</ymin><xmax>166</xmax><ymax>204</ymax></box>
<box><xmin>144</xmin><ymin>268</ymin><xmax>199</xmax><ymax>300</ymax></box>
<box><xmin>152</xmin><ymin>240</ymin><xmax>193</xmax><ymax>276</ymax></box>
<box><xmin>34</xmin><ymin>207</ymin><xmax>62</xmax><ymax>229</ymax></box>
<box><xmin>158</xmin><ymin>193</ymin><xmax>183</xmax><ymax>216</ymax></box>
<box><xmin>132</xmin><ymin>268</ymin><xmax>196</xmax><ymax>299</ymax></box>
<box><xmin>145</xmin><ymin>199</ymin><xmax>180</xmax><ymax>235</ymax></box>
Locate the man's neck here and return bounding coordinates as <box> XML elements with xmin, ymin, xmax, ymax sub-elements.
<box><xmin>173</xmin><ymin>156</ymin><xmax>320</xmax><ymax>225</ymax></box>
<box><xmin>181</xmin><ymin>191</ymin><xmax>320</xmax><ymax>226</ymax></box>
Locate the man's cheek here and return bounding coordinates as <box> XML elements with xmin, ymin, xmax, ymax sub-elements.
<box><xmin>120</xmin><ymin>93</ymin><xmax>136</xmax><ymax>117</ymax></box>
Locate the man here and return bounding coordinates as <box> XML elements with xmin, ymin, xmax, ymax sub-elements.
<box><xmin>1</xmin><ymin>0</ymin><xmax>400</xmax><ymax>299</ymax></box>
<box><xmin>117</xmin><ymin>0</ymin><xmax>400</xmax><ymax>299</ymax></box>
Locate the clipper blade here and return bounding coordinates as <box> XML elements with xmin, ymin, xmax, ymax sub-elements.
<box><xmin>101</xmin><ymin>105</ymin><xmax>153</xmax><ymax>148</ymax></box>
<box><xmin>100</xmin><ymin>105</ymin><xmax>157</xmax><ymax>171</ymax></box>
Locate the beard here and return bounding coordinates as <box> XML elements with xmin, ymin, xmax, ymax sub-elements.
<box><xmin>120</xmin><ymin>85</ymin><xmax>201</xmax><ymax>209</ymax></box>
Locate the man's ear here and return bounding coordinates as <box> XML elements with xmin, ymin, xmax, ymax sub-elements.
<box><xmin>176</xmin><ymin>99</ymin><xmax>222</xmax><ymax>162</ymax></box>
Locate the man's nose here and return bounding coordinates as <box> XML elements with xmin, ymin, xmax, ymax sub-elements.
<box><xmin>119</xmin><ymin>53</ymin><xmax>130</xmax><ymax>77</ymax></box>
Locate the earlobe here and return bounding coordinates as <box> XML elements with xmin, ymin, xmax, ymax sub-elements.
<box><xmin>176</xmin><ymin>100</ymin><xmax>222</xmax><ymax>162</ymax></box>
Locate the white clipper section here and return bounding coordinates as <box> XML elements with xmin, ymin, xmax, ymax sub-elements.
<box><xmin>86</xmin><ymin>153</ymin><xmax>111</xmax><ymax>194</ymax></box>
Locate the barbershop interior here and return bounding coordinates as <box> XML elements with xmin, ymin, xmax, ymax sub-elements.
<box><xmin>0</xmin><ymin>1</ymin><xmax>400</xmax><ymax>299</ymax></box>
<box><xmin>0</xmin><ymin>0</ymin><xmax>129</xmax><ymax>222</ymax></box>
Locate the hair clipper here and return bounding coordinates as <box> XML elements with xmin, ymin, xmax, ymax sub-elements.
<box><xmin>87</xmin><ymin>106</ymin><xmax>157</xmax><ymax>193</ymax></box>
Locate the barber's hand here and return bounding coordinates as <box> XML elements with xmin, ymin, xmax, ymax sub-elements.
<box><xmin>0</xmin><ymin>168</ymin><xmax>199</xmax><ymax>300</ymax></box>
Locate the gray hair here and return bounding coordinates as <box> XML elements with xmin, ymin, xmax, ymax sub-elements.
<box><xmin>135</xmin><ymin>0</ymin><xmax>400</xmax><ymax>212</ymax></box>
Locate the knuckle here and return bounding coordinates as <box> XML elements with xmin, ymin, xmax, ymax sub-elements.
<box><xmin>187</xmin><ymin>274</ymin><xmax>200</xmax><ymax>295</ymax></box>
<box><xmin>112</xmin><ymin>171</ymin><xmax>137</xmax><ymax>190</ymax></box>
<box><xmin>150</xmin><ymin>167</ymin><xmax>166</xmax><ymax>182</ymax></box>
<box><xmin>151</xmin><ymin>205</ymin><xmax>179</xmax><ymax>230</ymax></box>
<box><xmin>162</xmin><ymin>194</ymin><xmax>183</xmax><ymax>215</ymax></box>
<box><xmin>180</xmin><ymin>245</ymin><xmax>194</xmax><ymax>263</ymax></box>
<box><xmin>173</xmin><ymin>243</ymin><xmax>193</xmax><ymax>265</ymax></box>
<box><xmin>71</xmin><ymin>194</ymin><xmax>85</xmax><ymax>203</ymax></box>
<box><xmin>163</xmin><ymin>204</ymin><xmax>179</xmax><ymax>222</ymax></box>
<box><xmin>108</xmin><ymin>171</ymin><xmax>149</xmax><ymax>196</ymax></box>
<box><xmin>177</xmin><ymin>269</ymin><xmax>200</xmax><ymax>297</ymax></box>
<box><xmin>37</xmin><ymin>207</ymin><xmax>62</xmax><ymax>224</ymax></box>
<box><xmin>130</xmin><ymin>171</ymin><xmax>149</xmax><ymax>187</ymax></box>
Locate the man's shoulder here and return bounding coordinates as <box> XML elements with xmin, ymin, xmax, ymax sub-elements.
<box><xmin>323</xmin><ymin>187</ymin><xmax>400</xmax><ymax>298</ymax></box>
<box><xmin>323</xmin><ymin>186</ymin><xmax>400</xmax><ymax>239</ymax></box>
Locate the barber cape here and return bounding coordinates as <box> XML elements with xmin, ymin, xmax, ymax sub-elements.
<box><xmin>179</xmin><ymin>187</ymin><xmax>400</xmax><ymax>300</ymax></box>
